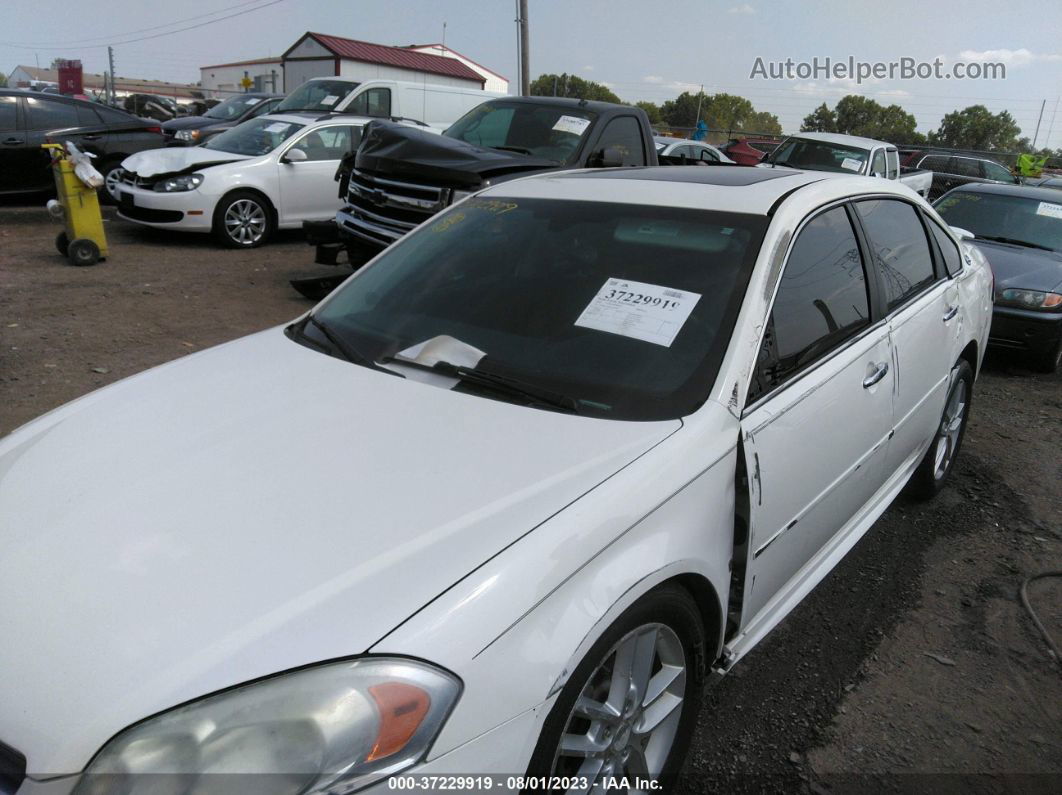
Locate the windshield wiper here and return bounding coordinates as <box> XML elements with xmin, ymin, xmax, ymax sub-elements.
<box><xmin>385</xmin><ymin>356</ymin><xmax>580</xmax><ymax>413</ymax></box>
<box><xmin>975</xmin><ymin>235</ymin><xmax>1054</xmax><ymax>252</ymax></box>
<box><xmin>296</xmin><ymin>315</ymin><xmax>403</xmax><ymax>377</ymax></box>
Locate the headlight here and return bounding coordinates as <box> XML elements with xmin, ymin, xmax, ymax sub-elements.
<box><xmin>997</xmin><ymin>288</ymin><xmax>1062</xmax><ymax>311</ymax></box>
<box><xmin>154</xmin><ymin>173</ymin><xmax>204</xmax><ymax>192</ymax></box>
<box><xmin>76</xmin><ymin>657</ymin><xmax>461</xmax><ymax>794</ymax></box>
<box><xmin>175</xmin><ymin>129</ymin><xmax>201</xmax><ymax>142</ymax></box>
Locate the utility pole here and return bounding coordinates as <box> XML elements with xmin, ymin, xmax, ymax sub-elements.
<box><xmin>518</xmin><ymin>0</ymin><xmax>530</xmax><ymax>96</ymax></box>
<box><xmin>1045</xmin><ymin>96</ymin><xmax>1060</xmax><ymax>153</ymax></box>
<box><xmin>693</xmin><ymin>83</ymin><xmax>704</xmax><ymax>136</ymax></box>
<box><xmin>107</xmin><ymin>46</ymin><xmax>116</xmax><ymax>105</ymax></box>
<box><xmin>1031</xmin><ymin>98</ymin><xmax>1046</xmax><ymax>150</ymax></box>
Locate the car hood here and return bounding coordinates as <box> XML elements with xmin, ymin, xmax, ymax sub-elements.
<box><xmin>971</xmin><ymin>239</ymin><xmax>1062</xmax><ymax>294</ymax></box>
<box><xmin>161</xmin><ymin>115</ymin><xmax>217</xmax><ymax>132</ymax></box>
<box><xmin>121</xmin><ymin>145</ymin><xmax>253</xmax><ymax>178</ymax></box>
<box><xmin>356</xmin><ymin>120</ymin><xmax>562</xmax><ymax>188</ymax></box>
<box><xmin>0</xmin><ymin>327</ymin><xmax>678</xmax><ymax>774</ymax></box>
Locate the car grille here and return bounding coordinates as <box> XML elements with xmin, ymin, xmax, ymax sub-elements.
<box><xmin>0</xmin><ymin>740</ymin><xmax>26</xmax><ymax>795</ymax></box>
<box><xmin>346</xmin><ymin>169</ymin><xmax>452</xmax><ymax>238</ymax></box>
<box><xmin>120</xmin><ymin>172</ymin><xmax>158</xmax><ymax>191</ymax></box>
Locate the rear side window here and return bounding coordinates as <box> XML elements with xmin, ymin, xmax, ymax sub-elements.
<box><xmin>855</xmin><ymin>199</ymin><xmax>936</xmax><ymax>309</ymax></box>
<box><xmin>25</xmin><ymin>97</ymin><xmax>79</xmax><ymax>130</ymax></box>
<box><xmin>0</xmin><ymin>96</ymin><xmax>16</xmax><ymax>130</ymax></box>
<box><xmin>750</xmin><ymin>207</ymin><xmax>870</xmax><ymax>399</ymax></box>
<box><xmin>885</xmin><ymin>149</ymin><xmax>899</xmax><ymax>179</ymax></box>
<box><xmin>76</xmin><ymin>105</ymin><xmax>101</xmax><ymax>126</ymax></box>
<box><xmin>97</xmin><ymin>106</ymin><xmax>134</xmax><ymax>124</ymax></box>
<box><xmin>951</xmin><ymin>158</ymin><xmax>981</xmax><ymax>178</ymax></box>
<box><xmin>697</xmin><ymin>146</ymin><xmax>719</xmax><ymax>162</ymax></box>
<box><xmin>595</xmin><ymin>116</ymin><xmax>647</xmax><ymax>166</ymax></box>
<box><xmin>870</xmin><ymin>149</ymin><xmax>886</xmax><ymax>177</ymax></box>
<box><xmin>928</xmin><ymin>221</ymin><xmax>963</xmax><ymax>277</ymax></box>
<box><xmin>919</xmin><ymin>155</ymin><xmax>948</xmax><ymax>170</ymax></box>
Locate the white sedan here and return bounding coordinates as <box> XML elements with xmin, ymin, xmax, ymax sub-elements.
<box><xmin>654</xmin><ymin>135</ymin><xmax>735</xmax><ymax>164</ymax></box>
<box><xmin>117</xmin><ymin>113</ymin><xmax>407</xmax><ymax>248</ymax></box>
<box><xmin>0</xmin><ymin>169</ymin><xmax>992</xmax><ymax>793</ymax></box>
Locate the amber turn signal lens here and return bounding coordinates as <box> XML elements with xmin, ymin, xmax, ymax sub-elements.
<box><xmin>366</xmin><ymin>681</ymin><xmax>432</xmax><ymax>761</ymax></box>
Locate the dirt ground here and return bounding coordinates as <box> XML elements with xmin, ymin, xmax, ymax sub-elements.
<box><xmin>2</xmin><ymin>205</ymin><xmax>1060</xmax><ymax>793</ymax></box>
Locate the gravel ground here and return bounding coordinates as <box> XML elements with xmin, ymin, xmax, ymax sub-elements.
<box><xmin>2</xmin><ymin>206</ymin><xmax>1060</xmax><ymax>793</ymax></box>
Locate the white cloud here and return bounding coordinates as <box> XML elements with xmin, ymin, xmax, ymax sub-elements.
<box><xmin>583</xmin><ymin>65</ymin><xmax>595</xmax><ymax>72</ymax></box>
<box><xmin>642</xmin><ymin>75</ymin><xmax>664</xmax><ymax>84</ymax></box>
<box><xmin>728</xmin><ymin>3</ymin><xmax>756</xmax><ymax>14</ymax></box>
<box><xmin>957</xmin><ymin>48</ymin><xmax>1062</xmax><ymax>66</ymax></box>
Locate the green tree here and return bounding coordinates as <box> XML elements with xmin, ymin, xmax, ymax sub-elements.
<box><xmin>929</xmin><ymin>105</ymin><xmax>1021</xmax><ymax>150</ymax></box>
<box><xmin>0</xmin><ymin>71</ymin><xmax>7</xmax><ymax>88</ymax></box>
<box><xmin>745</xmin><ymin>110</ymin><xmax>783</xmax><ymax>135</ymax></box>
<box><xmin>660</xmin><ymin>91</ymin><xmax>705</xmax><ymax>127</ymax></box>
<box><xmin>635</xmin><ymin>100</ymin><xmax>663</xmax><ymax>124</ymax></box>
<box><xmin>660</xmin><ymin>91</ymin><xmax>779</xmax><ymax>133</ymax></box>
<box><xmin>702</xmin><ymin>93</ymin><xmax>755</xmax><ymax>130</ymax></box>
<box><xmin>529</xmin><ymin>73</ymin><xmax>621</xmax><ymax>104</ymax></box>
<box><xmin>834</xmin><ymin>95</ymin><xmax>881</xmax><ymax>135</ymax></box>
<box><xmin>801</xmin><ymin>102</ymin><xmax>837</xmax><ymax>133</ymax></box>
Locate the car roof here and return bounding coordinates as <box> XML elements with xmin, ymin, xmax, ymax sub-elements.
<box><xmin>942</xmin><ymin>182</ymin><xmax>1062</xmax><ymax>202</ymax></box>
<box><xmin>482</xmin><ymin>96</ymin><xmax>636</xmax><ymax>114</ymax></box>
<box><xmin>654</xmin><ymin>136</ymin><xmax>714</xmax><ymax>146</ymax></box>
<box><xmin>478</xmin><ymin>166</ymin><xmax>909</xmax><ymax>216</ymax></box>
<box><xmin>256</xmin><ymin>111</ymin><xmax>380</xmax><ymax>125</ymax></box>
<box><xmin>787</xmin><ymin>131</ymin><xmax>892</xmax><ymax>150</ymax></box>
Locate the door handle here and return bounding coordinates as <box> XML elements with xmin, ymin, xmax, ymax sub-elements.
<box><xmin>863</xmin><ymin>361</ymin><xmax>890</xmax><ymax>389</ymax></box>
<box><xmin>942</xmin><ymin>305</ymin><xmax>959</xmax><ymax>322</ymax></box>
<box><xmin>80</xmin><ymin>134</ymin><xmax>102</xmax><ymax>141</ymax></box>
<box><xmin>2</xmin><ymin>137</ymin><xmax>24</xmax><ymax>145</ymax></box>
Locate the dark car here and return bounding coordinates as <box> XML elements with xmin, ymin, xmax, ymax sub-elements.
<box><xmin>1029</xmin><ymin>174</ymin><xmax>1062</xmax><ymax>191</ymax></box>
<box><xmin>722</xmin><ymin>137</ymin><xmax>779</xmax><ymax>165</ymax></box>
<box><xmin>934</xmin><ymin>182</ymin><xmax>1062</xmax><ymax>371</ymax></box>
<box><xmin>162</xmin><ymin>93</ymin><xmax>282</xmax><ymax>146</ymax></box>
<box><xmin>0</xmin><ymin>89</ymin><xmax>165</xmax><ymax>203</ymax></box>
<box><xmin>914</xmin><ymin>152</ymin><xmax>1020</xmax><ymax>199</ymax></box>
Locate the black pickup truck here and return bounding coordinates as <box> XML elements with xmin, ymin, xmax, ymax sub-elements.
<box><xmin>321</xmin><ymin>96</ymin><xmax>662</xmax><ymax>262</ymax></box>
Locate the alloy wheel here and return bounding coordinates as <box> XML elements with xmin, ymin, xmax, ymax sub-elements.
<box><xmin>224</xmin><ymin>199</ymin><xmax>267</xmax><ymax>245</ymax></box>
<box><xmin>551</xmin><ymin>623</ymin><xmax>686</xmax><ymax>791</ymax></box>
<box><xmin>105</xmin><ymin>167</ymin><xmax>124</xmax><ymax>201</ymax></box>
<box><xmin>933</xmin><ymin>379</ymin><xmax>967</xmax><ymax>480</ymax></box>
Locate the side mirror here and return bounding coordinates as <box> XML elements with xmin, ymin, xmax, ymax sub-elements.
<box><xmin>281</xmin><ymin>147</ymin><xmax>308</xmax><ymax>164</ymax></box>
<box><xmin>591</xmin><ymin>145</ymin><xmax>626</xmax><ymax>168</ymax></box>
<box><xmin>950</xmin><ymin>226</ymin><xmax>975</xmax><ymax>240</ymax></box>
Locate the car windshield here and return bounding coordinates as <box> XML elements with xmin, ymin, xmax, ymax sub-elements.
<box><xmin>771</xmin><ymin>139</ymin><xmax>868</xmax><ymax>173</ymax></box>
<box><xmin>202</xmin><ymin>117</ymin><xmax>304</xmax><ymax>156</ymax></box>
<box><xmin>935</xmin><ymin>191</ymin><xmax>1062</xmax><ymax>252</ymax></box>
<box><xmin>310</xmin><ymin>197</ymin><xmax>766</xmax><ymax>420</ymax></box>
<box><xmin>277</xmin><ymin>80</ymin><xmax>359</xmax><ymax>112</ymax></box>
<box><xmin>205</xmin><ymin>95</ymin><xmax>269</xmax><ymax>121</ymax></box>
<box><xmin>444</xmin><ymin>102</ymin><xmax>597</xmax><ymax>164</ymax></box>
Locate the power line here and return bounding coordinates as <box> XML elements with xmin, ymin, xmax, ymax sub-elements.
<box><xmin>0</xmin><ymin>0</ymin><xmax>288</xmax><ymax>50</ymax></box>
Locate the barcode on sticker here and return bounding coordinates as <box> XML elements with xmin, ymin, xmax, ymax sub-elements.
<box><xmin>663</xmin><ymin>289</ymin><xmax>684</xmax><ymax>298</ymax></box>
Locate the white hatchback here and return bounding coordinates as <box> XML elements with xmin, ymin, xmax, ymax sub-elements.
<box><xmin>0</xmin><ymin>168</ymin><xmax>992</xmax><ymax>793</ymax></box>
<box><xmin>116</xmin><ymin>113</ymin><xmax>423</xmax><ymax>248</ymax></box>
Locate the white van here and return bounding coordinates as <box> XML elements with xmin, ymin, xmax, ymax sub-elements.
<box><xmin>275</xmin><ymin>77</ymin><xmax>505</xmax><ymax>129</ymax></box>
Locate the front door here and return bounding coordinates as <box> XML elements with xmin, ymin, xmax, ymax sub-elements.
<box><xmin>0</xmin><ymin>94</ymin><xmax>25</xmax><ymax>193</ymax></box>
<box><xmin>740</xmin><ymin>204</ymin><xmax>894</xmax><ymax>622</ymax></box>
<box><xmin>277</xmin><ymin>124</ymin><xmax>360</xmax><ymax>224</ymax></box>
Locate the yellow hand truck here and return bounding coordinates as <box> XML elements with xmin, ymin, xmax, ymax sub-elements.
<box><xmin>43</xmin><ymin>142</ymin><xmax>109</xmax><ymax>266</ymax></box>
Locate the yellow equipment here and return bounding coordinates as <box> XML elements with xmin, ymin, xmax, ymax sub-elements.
<box><xmin>43</xmin><ymin>142</ymin><xmax>108</xmax><ymax>266</ymax></box>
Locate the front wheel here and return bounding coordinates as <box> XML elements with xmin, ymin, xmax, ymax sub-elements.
<box><xmin>212</xmin><ymin>191</ymin><xmax>274</xmax><ymax>248</ymax></box>
<box><xmin>908</xmin><ymin>359</ymin><xmax>973</xmax><ymax>499</ymax></box>
<box><xmin>1030</xmin><ymin>337</ymin><xmax>1061</xmax><ymax>374</ymax></box>
<box><xmin>99</xmin><ymin>161</ymin><xmax>126</xmax><ymax>205</ymax></box>
<box><xmin>526</xmin><ymin>585</ymin><xmax>706</xmax><ymax>792</ymax></box>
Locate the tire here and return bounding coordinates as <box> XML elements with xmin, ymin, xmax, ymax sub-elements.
<box><xmin>526</xmin><ymin>584</ymin><xmax>706</xmax><ymax>793</ymax></box>
<box><xmin>908</xmin><ymin>360</ymin><xmax>974</xmax><ymax>499</ymax></box>
<box><xmin>99</xmin><ymin>161</ymin><xmax>126</xmax><ymax>205</ymax></box>
<box><xmin>1030</xmin><ymin>337</ymin><xmax>1061</xmax><ymax>374</ymax></box>
<box><xmin>67</xmin><ymin>238</ymin><xmax>100</xmax><ymax>267</ymax></box>
<box><xmin>55</xmin><ymin>231</ymin><xmax>69</xmax><ymax>256</ymax></box>
<box><xmin>212</xmin><ymin>191</ymin><xmax>274</xmax><ymax>248</ymax></box>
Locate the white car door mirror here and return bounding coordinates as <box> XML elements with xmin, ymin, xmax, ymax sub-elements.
<box><xmin>950</xmin><ymin>226</ymin><xmax>975</xmax><ymax>240</ymax></box>
<box><xmin>281</xmin><ymin>148</ymin><xmax>308</xmax><ymax>164</ymax></box>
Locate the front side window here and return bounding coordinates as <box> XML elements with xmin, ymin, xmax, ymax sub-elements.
<box><xmin>593</xmin><ymin>116</ymin><xmax>647</xmax><ymax>166</ymax></box>
<box><xmin>203</xmin><ymin>117</ymin><xmax>304</xmax><ymax>156</ymax></box>
<box><xmin>855</xmin><ymin>199</ymin><xmax>936</xmax><ymax>309</ymax></box>
<box><xmin>288</xmin><ymin>125</ymin><xmax>358</xmax><ymax>161</ymax></box>
<box><xmin>25</xmin><ymin>97</ymin><xmax>79</xmax><ymax>130</ymax></box>
<box><xmin>277</xmin><ymin>80</ymin><xmax>360</xmax><ymax>112</ymax></box>
<box><xmin>750</xmin><ymin>207</ymin><xmax>870</xmax><ymax>401</ymax></box>
<box><xmin>983</xmin><ymin>160</ymin><xmax>1013</xmax><ymax>182</ymax></box>
<box><xmin>445</xmin><ymin>102</ymin><xmax>597</xmax><ymax>164</ymax></box>
<box><xmin>310</xmin><ymin>198</ymin><xmax>767</xmax><ymax>420</ymax></box>
<box><xmin>347</xmin><ymin>88</ymin><xmax>392</xmax><ymax>118</ymax></box>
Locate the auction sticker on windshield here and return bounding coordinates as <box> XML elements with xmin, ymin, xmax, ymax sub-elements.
<box><xmin>1036</xmin><ymin>201</ymin><xmax>1062</xmax><ymax>219</ymax></box>
<box><xmin>575</xmin><ymin>278</ymin><xmax>701</xmax><ymax>347</ymax></box>
<box><xmin>553</xmin><ymin>115</ymin><xmax>592</xmax><ymax>136</ymax></box>
<box><xmin>841</xmin><ymin>157</ymin><xmax>862</xmax><ymax>171</ymax></box>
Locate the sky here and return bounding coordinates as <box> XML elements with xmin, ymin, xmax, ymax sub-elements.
<box><xmin>4</xmin><ymin>0</ymin><xmax>1062</xmax><ymax>148</ymax></box>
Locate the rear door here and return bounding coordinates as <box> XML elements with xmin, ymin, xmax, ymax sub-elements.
<box><xmin>22</xmin><ymin>95</ymin><xmax>84</xmax><ymax>190</ymax></box>
<box><xmin>277</xmin><ymin>123</ymin><xmax>361</xmax><ymax>223</ymax></box>
<box><xmin>740</xmin><ymin>203</ymin><xmax>893</xmax><ymax>622</ymax></box>
<box><xmin>852</xmin><ymin>198</ymin><xmax>959</xmax><ymax>478</ymax></box>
